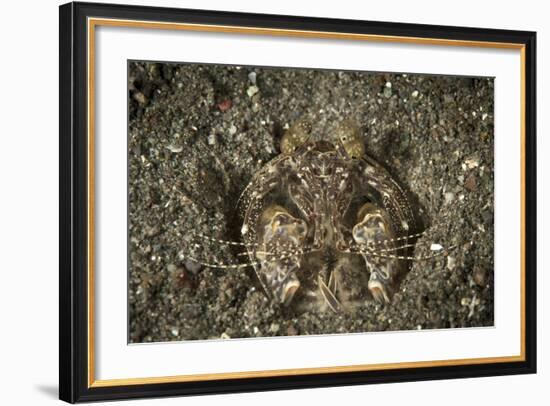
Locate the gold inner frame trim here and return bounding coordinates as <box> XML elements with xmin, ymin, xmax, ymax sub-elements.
<box><xmin>87</xmin><ymin>17</ymin><xmax>527</xmax><ymax>388</ymax></box>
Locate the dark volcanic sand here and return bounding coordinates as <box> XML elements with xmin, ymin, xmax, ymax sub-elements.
<box><xmin>128</xmin><ymin>61</ymin><xmax>494</xmax><ymax>342</ymax></box>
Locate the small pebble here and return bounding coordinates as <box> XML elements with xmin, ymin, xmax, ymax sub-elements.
<box><xmin>443</xmin><ymin>94</ymin><xmax>454</xmax><ymax>103</ymax></box>
<box><xmin>133</xmin><ymin>91</ymin><xmax>147</xmax><ymax>104</ymax></box>
<box><xmin>247</xmin><ymin>85</ymin><xmax>259</xmax><ymax>98</ymax></box>
<box><xmin>217</xmin><ymin>99</ymin><xmax>232</xmax><ymax>112</ymax></box>
<box><xmin>145</xmin><ymin>225</ymin><xmax>160</xmax><ymax>237</ymax></box>
<box><xmin>166</xmin><ymin>144</ymin><xmax>183</xmax><ymax>153</ymax></box>
<box><xmin>184</xmin><ymin>259</ymin><xmax>202</xmax><ymax>274</ymax></box>
<box><xmin>464</xmin><ymin>174</ymin><xmax>477</xmax><ymax>191</ymax></box>
<box><xmin>446</xmin><ymin>256</ymin><xmax>456</xmax><ymax>270</ymax></box>
<box><xmin>248</xmin><ymin>71</ymin><xmax>257</xmax><ymax>84</ymax></box>
<box><xmin>412</xmin><ymin>90</ymin><xmax>419</xmax><ymax>98</ymax></box>
<box><xmin>464</xmin><ymin>156</ymin><xmax>480</xmax><ymax>169</ymax></box>
<box><xmin>468</xmin><ymin>295</ymin><xmax>480</xmax><ymax>318</ymax></box>
<box><xmin>473</xmin><ymin>266</ymin><xmax>487</xmax><ymax>287</ymax></box>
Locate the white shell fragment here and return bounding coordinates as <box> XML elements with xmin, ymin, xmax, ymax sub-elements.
<box><xmin>248</xmin><ymin>71</ymin><xmax>257</xmax><ymax>84</ymax></box>
<box><xmin>430</xmin><ymin>243</ymin><xmax>444</xmax><ymax>251</ymax></box>
<box><xmin>166</xmin><ymin>144</ymin><xmax>183</xmax><ymax>153</ymax></box>
<box><xmin>446</xmin><ymin>255</ymin><xmax>456</xmax><ymax>270</ymax></box>
<box><xmin>247</xmin><ymin>85</ymin><xmax>259</xmax><ymax>98</ymax></box>
<box><xmin>464</xmin><ymin>157</ymin><xmax>480</xmax><ymax>169</ymax></box>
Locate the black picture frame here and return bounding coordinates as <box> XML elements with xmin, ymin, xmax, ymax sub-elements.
<box><xmin>59</xmin><ymin>1</ymin><xmax>537</xmax><ymax>403</ymax></box>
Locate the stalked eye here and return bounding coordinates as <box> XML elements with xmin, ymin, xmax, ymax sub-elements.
<box><xmin>281</xmin><ymin>118</ymin><xmax>312</xmax><ymax>155</ymax></box>
<box><xmin>335</xmin><ymin>120</ymin><xmax>365</xmax><ymax>160</ymax></box>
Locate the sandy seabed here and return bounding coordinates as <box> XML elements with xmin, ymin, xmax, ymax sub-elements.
<box><xmin>128</xmin><ymin>61</ymin><xmax>494</xmax><ymax>342</ymax></box>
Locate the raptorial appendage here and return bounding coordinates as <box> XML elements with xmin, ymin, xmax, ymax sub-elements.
<box><xmin>255</xmin><ymin>205</ymin><xmax>307</xmax><ymax>306</ymax></box>
<box><xmin>352</xmin><ymin>203</ymin><xmax>404</xmax><ymax>304</ymax></box>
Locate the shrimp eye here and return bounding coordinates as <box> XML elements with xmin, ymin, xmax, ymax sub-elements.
<box><xmin>336</xmin><ymin>120</ymin><xmax>364</xmax><ymax>160</ymax></box>
<box><xmin>281</xmin><ymin>118</ymin><xmax>312</xmax><ymax>154</ymax></box>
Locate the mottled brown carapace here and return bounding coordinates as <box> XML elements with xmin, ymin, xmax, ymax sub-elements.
<box><xmin>184</xmin><ymin>119</ymin><xmax>454</xmax><ymax>312</ymax></box>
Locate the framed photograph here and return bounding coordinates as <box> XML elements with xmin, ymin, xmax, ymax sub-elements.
<box><xmin>59</xmin><ymin>1</ymin><xmax>537</xmax><ymax>403</ymax></box>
